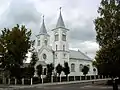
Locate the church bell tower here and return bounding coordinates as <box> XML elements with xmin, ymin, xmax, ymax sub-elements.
<box><xmin>52</xmin><ymin>8</ymin><xmax>69</xmax><ymax>67</ymax></box>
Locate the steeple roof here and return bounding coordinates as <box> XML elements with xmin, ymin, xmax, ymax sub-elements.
<box><xmin>56</xmin><ymin>7</ymin><xmax>65</xmax><ymax>28</ymax></box>
<box><xmin>39</xmin><ymin>16</ymin><xmax>49</xmax><ymax>36</ymax></box>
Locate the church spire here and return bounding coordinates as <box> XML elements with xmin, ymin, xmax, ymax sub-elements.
<box><xmin>39</xmin><ymin>15</ymin><xmax>49</xmax><ymax>36</ymax></box>
<box><xmin>56</xmin><ymin>7</ymin><xmax>65</xmax><ymax>28</ymax></box>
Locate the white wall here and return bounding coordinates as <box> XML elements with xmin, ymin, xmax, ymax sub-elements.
<box><xmin>38</xmin><ymin>48</ymin><xmax>53</xmax><ymax>64</ymax></box>
<box><xmin>69</xmin><ymin>59</ymin><xmax>95</xmax><ymax>76</ymax></box>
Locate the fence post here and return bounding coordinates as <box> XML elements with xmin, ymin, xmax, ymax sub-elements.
<box><xmin>31</xmin><ymin>78</ymin><xmax>33</xmax><ymax>85</ymax></box>
<box><xmin>98</xmin><ymin>75</ymin><xmax>100</xmax><ymax>79</ymax></box>
<box><xmin>22</xmin><ymin>78</ymin><xmax>24</xmax><ymax>85</ymax></box>
<box><xmin>85</xmin><ymin>76</ymin><xmax>87</xmax><ymax>80</ymax></box>
<box><xmin>94</xmin><ymin>75</ymin><xmax>96</xmax><ymax>80</ymax></box>
<box><xmin>102</xmin><ymin>75</ymin><xmax>103</xmax><ymax>79</ymax></box>
<box><xmin>15</xmin><ymin>78</ymin><xmax>17</xmax><ymax>85</ymax></box>
<box><xmin>41</xmin><ymin>75</ymin><xmax>43</xmax><ymax>84</ymax></box>
<box><xmin>60</xmin><ymin>75</ymin><xmax>61</xmax><ymax>82</ymax></box>
<box><xmin>90</xmin><ymin>75</ymin><xmax>91</xmax><ymax>80</ymax></box>
<box><xmin>8</xmin><ymin>78</ymin><xmax>10</xmax><ymax>85</ymax></box>
<box><xmin>67</xmin><ymin>75</ymin><xmax>69</xmax><ymax>82</ymax></box>
<box><xmin>74</xmin><ymin>76</ymin><xmax>75</xmax><ymax>81</ymax></box>
<box><xmin>105</xmin><ymin>76</ymin><xmax>106</xmax><ymax>79</ymax></box>
<box><xmin>51</xmin><ymin>75</ymin><xmax>53</xmax><ymax>83</ymax></box>
<box><xmin>80</xmin><ymin>76</ymin><xmax>81</xmax><ymax>81</ymax></box>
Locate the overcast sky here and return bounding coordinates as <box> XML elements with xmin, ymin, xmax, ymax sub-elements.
<box><xmin>0</xmin><ymin>0</ymin><xmax>101</xmax><ymax>59</ymax></box>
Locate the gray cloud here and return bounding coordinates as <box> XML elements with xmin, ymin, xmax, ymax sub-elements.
<box><xmin>0</xmin><ymin>0</ymin><xmax>100</xmax><ymax>59</ymax></box>
<box><xmin>0</xmin><ymin>0</ymin><xmax>41</xmax><ymax>32</ymax></box>
<box><xmin>68</xmin><ymin>19</ymin><xmax>96</xmax><ymax>42</ymax></box>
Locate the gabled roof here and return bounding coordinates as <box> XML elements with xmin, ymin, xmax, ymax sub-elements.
<box><xmin>39</xmin><ymin>16</ymin><xmax>49</xmax><ymax>36</ymax></box>
<box><xmin>56</xmin><ymin>7</ymin><xmax>65</xmax><ymax>28</ymax></box>
<box><xmin>69</xmin><ymin>50</ymin><xmax>92</xmax><ymax>61</ymax></box>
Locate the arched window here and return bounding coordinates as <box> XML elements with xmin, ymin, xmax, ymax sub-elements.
<box><xmin>71</xmin><ymin>63</ymin><xmax>75</xmax><ymax>72</ymax></box>
<box><xmin>45</xmin><ymin>40</ymin><xmax>47</xmax><ymax>45</ymax></box>
<box><xmin>56</xmin><ymin>45</ymin><xmax>58</xmax><ymax>51</ymax></box>
<box><xmin>79</xmin><ymin>64</ymin><xmax>83</xmax><ymax>72</ymax></box>
<box><xmin>37</xmin><ymin>40</ymin><xmax>40</xmax><ymax>46</ymax></box>
<box><xmin>55</xmin><ymin>34</ymin><xmax>59</xmax><ymax>41</ymax></box>
<box><xmin>62</xmin><ymin>34</ymin><xmax>66</xmax><ymax>41</ymax></box>
<box><xmin>63</xmin><ymin>45</ymin><xmax>65</xmax><ymax>51</ymax></box>
<box><xmin>63</xmin><ymin>53</ymin><xmax>66</xmax><ymax>58</ymax></box>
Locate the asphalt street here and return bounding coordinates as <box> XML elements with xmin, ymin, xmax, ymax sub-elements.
<box><xmin>13</xmin><ymin>83</ymin><xmax>118</xmax><ymax>90</ymax></box>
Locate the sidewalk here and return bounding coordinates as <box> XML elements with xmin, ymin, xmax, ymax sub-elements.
<box><xmin>8</xmin><ymin>78</ymin><xmax>110</xmax><ymax>89</ymax></box>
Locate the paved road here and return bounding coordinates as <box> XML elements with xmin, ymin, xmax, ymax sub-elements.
<box><xmin>13</xmin><ymin>84</ymin><xmax>118</xmax><ymax>90</ymax></box>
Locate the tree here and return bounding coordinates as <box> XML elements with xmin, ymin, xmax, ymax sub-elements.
<box><xmin>56</xmin><ymin>64</ymin><xmax>63</xmax><ymax>76</ymax></box>
<box><xmin>63</xmin><ymin>62</ymin><xmax>70</xmax><ymax>77</ymax></box>
<box><xmin>0</xmin><ymin>24</ymin><xmax>31</xmax><ymax>78</ymax></box>
<box><xmin>36</xmin><ymin>64</ymin><xmax>42</xmax><ymax>78</ymax></box>
<box><xmin>30</xmin><ymin>52</ymin><xmax>39</xmax><ymax>67</ymax></box>
<box><xmin>94</xmin><ymin>0</ymin><xmax>120</xmax><ymax>78</ymax></box>
<box><xmin>82</xmin><ymin>65</ymin><xmax>89</xmax><ymax>76</ymax></box>
<box><xmin>21</xmin><ymin>66</ymin><xmax>35</xmax><ymax>78</ymax></box>
<box><xmin>95</xmin><ymin>0</ymin><xmax>120</xmax><ymax>89</ymax></box>
<box><xmin>47</xmin><ymin>63</ymin><xmax>54</xmax><ymax>76</ymax></box>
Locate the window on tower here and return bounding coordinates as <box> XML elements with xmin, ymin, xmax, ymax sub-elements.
<box><xmin>37</xmin><ymin>40</ymin><xmax>40</xmax><ymax>46</ymax></box>
<box><xmin>63</xmin><ymin>45</ymin><xmax>65</xmax><ymax>51</ymax></box>
<box><xmin>55</xmin><ymin>34</ymin><xmax>59</xmax><ymax>41</ymax></box>
<box><xmin>45</xmin><ymin>40</ymin><xmax>47</xmax><ymax>45</ymax></box>
<box><xmin>62</xmin><ymin>34</ymin><xmax>66</xmax><ymax>41</ymax></box>
<box><xmin>56</xmin><ymin>45</ymin><xmax>58</xmax><ymax>51</ymax></box>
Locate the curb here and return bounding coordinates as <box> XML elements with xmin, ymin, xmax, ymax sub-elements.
<box><xmin>9</xmin><ymin>79</ymin><xmax>110</xmax><ymax>89</ymax></box>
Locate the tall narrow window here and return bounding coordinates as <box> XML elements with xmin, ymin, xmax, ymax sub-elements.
<box><xmin>63</xmin><ymin>45</ymin><xmax>65</xmax><ymax>51</ymax></box>
<box><xmin>45</xmin><ymin>40</ymin><xmax>47</xmax><ymax>45</ymax></box>
<box><xmin>55</xmin><ymin>34</ymin><xmax>59</xmax><ymax>41</ymax></box>
<box><xmin>79</xmin><ymin>64</ymin><xmax>83</xmax><ymax>72</ymax></box>
<box><xmin>62</xmin><ymin>34</ymin><xmax>66</xmax><ymax>41</ymax></box>
<box><xmin>37</xmin><ymin>40</ymin><xmax>40</xmax><ymax>46</ymax></box>
<box><xmin>71</xmin><ymin>63</ymin><xmax>75</xmax><ymax>72</ymax></box>
<box><xmin>56</xmin><ymin>45</ymin><xmax>58</xmax><ymax>51</ymax></box>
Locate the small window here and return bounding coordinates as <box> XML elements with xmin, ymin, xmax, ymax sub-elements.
<box><xmin>45</xmin><ymin>40</ymin><xmax>47</xmax><ymax>45</ymax></box>
<box><xmin>55</xmin><ymin>34</ymin><xmax>59</xmax><ymax>41</ymax></box>
<box><xmin>55</xmin><ymin>54</ymin><xmax>57</xmax><ymax>58</ymax></box>
<box><xmin>79</xmin><ymin>64</ymin><xmax>83</xmax><ymax>72</ymax></box>
<box><xmin>62</xmin><ymin>34</ymin><xmax>66</xmax><ymax>41</ymax></box>
<box><xmin>56</xmin><ymin>45</ymin><xmax>58</xmax><ymax>51</ymax></box>
<box><xmin>63</xmin><ymin>45</ymin><xmax>65</xmax><ymax>51</ymax></box>
<box><xmin>71</xmin><ymin>63</ymin><xmax>75</xmax><ymax>72</ymax></box>
<box><xmin>63</xmin><ymin>53</ymin><xmax>66</xmax><ymax>58</ymax></box>
<box><xmin>37</xmin><ymin>40</ymin><xmax>40</xmax><ymax>46</ymax></box>
<box><xmin>43</xmin><ymin>54</ymin><xmax>47</xmax><ymax>60</ymax></box>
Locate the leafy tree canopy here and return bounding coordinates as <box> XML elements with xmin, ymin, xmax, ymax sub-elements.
<box><xmin>94</xmin><ymin>0</ymin><xmax>120</xmax><ymax>78</ymax></box>
<box><xmin>0</xmin><ymin>24</ymin><xmax>31</xmax><ymax>78</ymax></box>
<box><xmin>82</xmin><ymin>65</ymin><xmax>89</xmax><ymax>76</ymax></box>
<box><xmin>36</xmin><ymin>64</ymin><xmax>42</xmax><ymax>77</ymax></box>
<box><xmin>63</xmin><ymin>62</ymin><xmax>70</xmax><ymax>76</ymax></box>
<box><xmin>56</xmin><ymin>64</ymin><xmax>63</xmax><ymax>76</ymax></box>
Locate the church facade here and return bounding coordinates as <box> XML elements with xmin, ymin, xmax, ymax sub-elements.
<box><xmin>34</xmin><ymin>9</ymin><xmax>96</xmax><ymax>76</ymax></box>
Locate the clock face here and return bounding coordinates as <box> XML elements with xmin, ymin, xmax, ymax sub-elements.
<box><xmin>43</xmin><ymin>54</ymin><xmax>47</xmax><ymax>59</ymax></box>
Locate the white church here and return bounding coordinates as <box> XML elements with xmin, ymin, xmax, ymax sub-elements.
<box><xmin>34</xmin><ymin>9</ymin><xmax>96</xmax><ymax>76</ymax></box>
